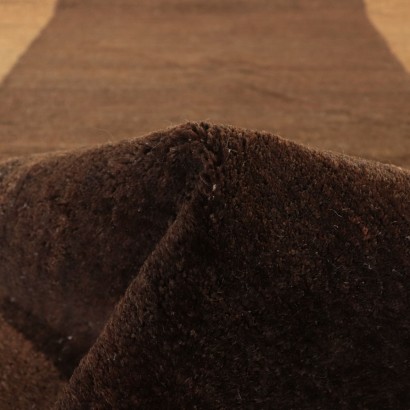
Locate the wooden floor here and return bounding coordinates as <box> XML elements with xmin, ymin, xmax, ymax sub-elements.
<box><xmin>365</xmin><ymin>0</ymin><xmax>410</xmax><ymax>72</ymax></box>
<box><xmin>0</xmin><ymin>0</ymin><xmax>57</xmax><ymax>84</ymax></box>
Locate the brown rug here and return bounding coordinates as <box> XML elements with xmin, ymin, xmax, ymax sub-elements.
<box><xmin>0</xmin><ymin>123</ymin><xmax>409</xmax><ymax>408</ymax></box>
<box><xmin>1</xmin><ymin>0</ymin><xmax>410</xmax><ymax>167</ymax></box>
<box><xmin>0</xmin><ymin>316</ymin><xmax>62</xmax><ymax>409</ymax></box>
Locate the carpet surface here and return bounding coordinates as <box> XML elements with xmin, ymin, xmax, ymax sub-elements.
<box><xmin>0</xmin><ymin>123</ymin><xmax>409</xmax><ymax>408</ymax></box>
<box><xmin>1</xmin><ymin>0</ymin><xmax>410</xmax><ymax>408</ymax></box>
<box><xmin>0</xmin><ymin>0</ymin><xmax>410</xmax><ymax>167</ymax></box>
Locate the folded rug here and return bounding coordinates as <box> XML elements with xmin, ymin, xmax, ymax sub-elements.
<box><xmin>0</xmin><ymin>123</ymin><xmax>409</xmax><ymax>409</ymax></box>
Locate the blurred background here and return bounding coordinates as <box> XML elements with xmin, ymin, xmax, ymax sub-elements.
<box><xmin>0</xmin><ymin>0</ymin><xmax>409</xmax><ymax>167</ymax></box>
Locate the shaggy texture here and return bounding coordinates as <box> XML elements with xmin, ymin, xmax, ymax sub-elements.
<box><xmin>0</xmin><ymin>123</ymin><xmax>409</xmax><ymax>409</ymax></box>
<box><xmin>0</xmin><ymin>316</ymin><xmax>62</xmax><ymax>409</ymax></box>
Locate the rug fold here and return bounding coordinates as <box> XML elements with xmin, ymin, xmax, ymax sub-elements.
<box><xmin>0</xmin><ymin>123</ymin><xmax>409</xmax><ymax>409</ymax></box>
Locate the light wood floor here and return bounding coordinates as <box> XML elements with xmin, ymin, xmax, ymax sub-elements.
<box><xmin>365</xmin><ymin>0</ymin><xmax>410</xmax><ymax>72</ymax></box>
<box><xmin>0</xmin><ymin>0</ymin><xmax>57</xmax><ymax>83</ymax></box>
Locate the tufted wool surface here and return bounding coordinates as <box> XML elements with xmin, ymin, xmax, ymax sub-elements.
<box><xmin>0</xmin><ymin>123</ymin><xmax>409</xmax><ymax>409</ymax></box>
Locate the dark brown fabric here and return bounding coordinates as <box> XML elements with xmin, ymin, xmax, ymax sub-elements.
<box><xmin>0</xmin><ymin>316</ymin><xmax>62</xmax><ymax>409</ymax></box>
<box><xmin>0</xmin><ymin>123</ymin><xmax>409</xmax><ymax>408</ymax></box>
